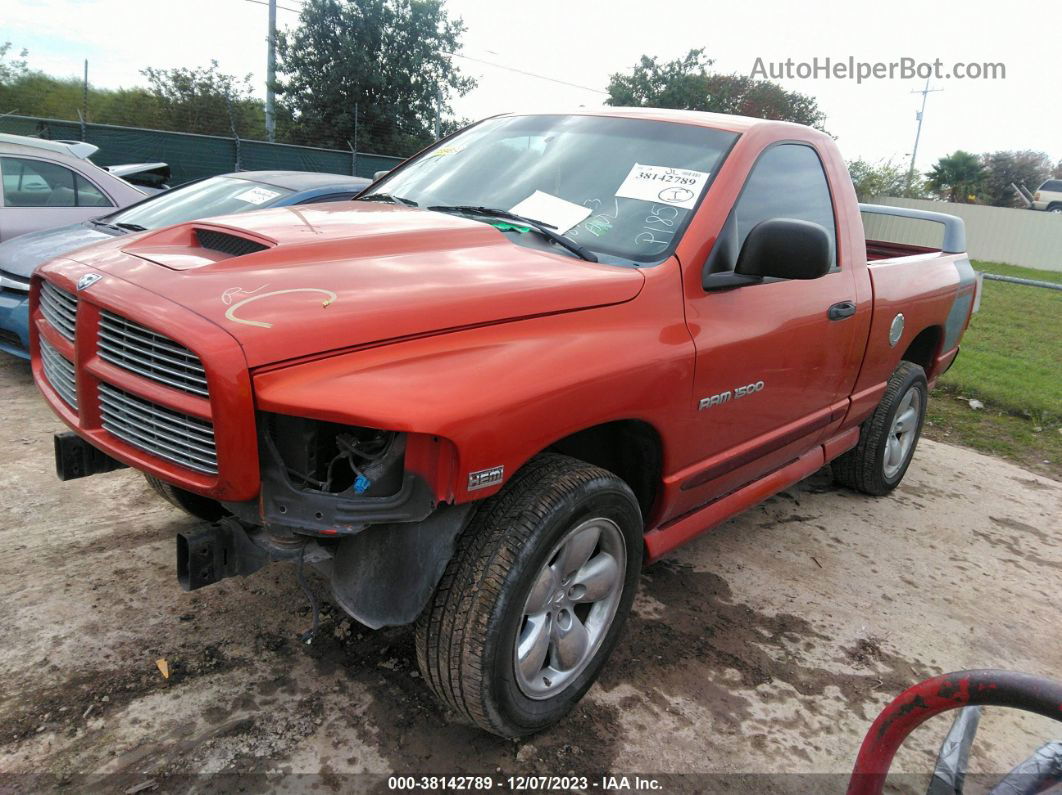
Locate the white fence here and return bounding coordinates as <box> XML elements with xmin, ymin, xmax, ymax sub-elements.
<box><xmin>862</xmin><ymin>197</ymin><xmax>1062</xmax><ymax>272</ymax></box>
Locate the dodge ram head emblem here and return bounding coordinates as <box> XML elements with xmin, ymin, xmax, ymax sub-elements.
<box><xmin>76</xmin><ymin>273</ymin><xmax>102</xmax><ymax>291</ymax></box>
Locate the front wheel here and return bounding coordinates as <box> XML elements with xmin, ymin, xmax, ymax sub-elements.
<box><xmin>415</xmin><ymin>454</ymin><xmax>643</xmax><ymax>737</ymax></box>
<box><xmin>833</xmin><ymin>361</ymin><xmax>928</xmax><ymax>496</ymax></box>
<box><xmin>143</xmin><ymin>474</ymin><xmax>228</xmax><ymax>521</ymax></box>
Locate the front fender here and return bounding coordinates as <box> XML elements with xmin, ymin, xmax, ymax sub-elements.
<box><xmin>252</xmin><ymin>264</ymin><xmax>692</xmax><ymax>503</ymax></box>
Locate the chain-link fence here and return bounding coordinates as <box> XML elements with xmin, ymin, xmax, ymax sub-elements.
<box><xmin>0</xmin><ymin>114</ymin><xmax>403</xmax><ymax>185</ymax></box>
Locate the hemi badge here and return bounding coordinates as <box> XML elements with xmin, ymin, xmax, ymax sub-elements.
<box><xmin>468</xmin><ymin>466</ymin><xmax>504</xmax><ymax>491</ymax></box>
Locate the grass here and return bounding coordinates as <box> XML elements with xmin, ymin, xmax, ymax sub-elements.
<box><xmin>922</xmin><ymin>260</ymin><xmax>1061</xmax><ymax>479</ymax></box>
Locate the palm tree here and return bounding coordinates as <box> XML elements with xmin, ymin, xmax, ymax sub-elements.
<box><xmin>926</xmin><ymin>151</ymin><xmax>986</xmax><ymax>203</ymax></box>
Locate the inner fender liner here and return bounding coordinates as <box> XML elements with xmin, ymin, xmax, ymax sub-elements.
<box><xmin>329</xmin><ymin>502</ymin><xmax>476</xmax><ymax>629</ymax></box>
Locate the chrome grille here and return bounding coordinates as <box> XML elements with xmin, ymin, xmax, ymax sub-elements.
<box><xmin>40</xmin><ymin>281</ymin><xmax>78</xmax><ymax>341</ymax></box>
<box><xmin>98</xmin><ymin>311</ymin><xmax>208</xmax><ymax>397</ymax></box>
<box><xmin>99</xmin><ymin>383</ymin><xmax>217</xmax><ymax>474</ymax></box>
<box><xmin>40</xmin><ymin>336</ymin><xmax>77</xmax><ymax>410</ymax></box>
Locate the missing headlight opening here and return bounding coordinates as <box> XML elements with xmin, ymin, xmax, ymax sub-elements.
<box><xmin>264</xmin><ymin>414</ymin><xmax>405</xmax><ymax>498</ymax></box>
<box><xmin>257</xmin><ymin>414</ymin><xmax>437</xmax><ymax>537</ymax></box>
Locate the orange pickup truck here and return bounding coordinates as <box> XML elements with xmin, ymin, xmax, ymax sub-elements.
<box><xmin>31</xmin><ymin>109</ymin><xmax>977</xmax><ymax>736</ymax></box>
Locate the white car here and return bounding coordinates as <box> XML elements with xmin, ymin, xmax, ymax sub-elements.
<box><xmin>1031</xmin><ymin>178</ymin><xmax>1062</xmax><ymax>213</ymax></box>
<box><xmin>0</xmin><ymin>134</ymin><xmax>147</xmax><ymax>241</ymax></box>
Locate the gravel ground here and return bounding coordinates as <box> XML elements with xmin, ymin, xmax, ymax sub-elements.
<box><xmin>1</xmin><ymin>352</ymin><xmax>1059</xmax><ymax>793</ymax></box>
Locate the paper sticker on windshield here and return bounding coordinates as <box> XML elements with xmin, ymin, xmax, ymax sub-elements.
<box><xmin>234</xmin><ymin>187</ymin><xmax>282</xmax><ymax>205</ymax></box>
<box><xmin>615</xmin><ymin>164</ymin><xmax>710</xmax><ymax>209</ymax></box>
<box><xmin>428</xmin><ymin>144</ymin><xmax>465</xmax><ymax>159</ymax></box>
<box><xmin>509</xmin><ymin>191</ymin><xmax>592</xmax><ymax>234</ymax></box>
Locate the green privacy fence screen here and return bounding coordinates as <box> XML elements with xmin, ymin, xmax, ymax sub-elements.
<box><xmin>0</xmin><ymin>115</ymin><xmax>404</xmax><ymax>185</ymax></box>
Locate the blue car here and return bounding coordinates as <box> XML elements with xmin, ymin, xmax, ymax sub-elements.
<box><xmin>0</xmin><ymin>170</ymin><xmax>369</xmax><ymax>358</ymax></box>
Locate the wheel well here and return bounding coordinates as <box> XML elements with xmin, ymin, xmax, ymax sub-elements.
<box><xmin>900</xmin><ymin>326</ymin><xmax>942</xmax><ymax>376</ymax></box>
<box><xmin>546</xmin><ymin>420</ymin><xmax>662</xmax><ymax>521</ymax></box>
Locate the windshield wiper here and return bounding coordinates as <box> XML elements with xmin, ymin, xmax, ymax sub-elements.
<box><xmin>89</xmin><ymin>219</ymin><xmax>124</xmax><ymax>232</ymax></box>
<box><xmin>428</xmin><ymin>205</ymin><xmax>598</xmax><ymax>263</ymax></box>
<box><xmin>358</xmin><ymin>192</ymin><xmax>418</xmax><ymax>207</ymax></box>
<box><xmin>115</xmin><ymin>222</ymin><xmax>147</xmax><ymax>232</ymax></box>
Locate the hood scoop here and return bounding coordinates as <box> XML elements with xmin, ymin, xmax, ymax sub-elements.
<box><xmin>123</xmin><ymin>223</ymin><xmax>277</xmax><ymax>271</ymax></box>
<box><xmin>195</xmin><ymin>228</ymin><xmax>270</xmax><ymax>257</ymax></box>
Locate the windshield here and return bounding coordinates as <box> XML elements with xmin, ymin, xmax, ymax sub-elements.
<box><xmin>368</xmin><ymin>114</ymin><xmax>738</xmax><ymax>263</ymax></box>
<box><xmin>108</xmin><ymin>176</ymin><xmax>294</xmax><ymax>229</ymax></box>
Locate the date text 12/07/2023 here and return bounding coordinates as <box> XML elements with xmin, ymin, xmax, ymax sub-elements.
<box><xmin>386</xmin><ymin>775</ymin><xmax>664</xmax><ymax>791</ymax></box>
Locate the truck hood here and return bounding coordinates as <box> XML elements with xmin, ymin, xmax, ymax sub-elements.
<box><xmin>0</xmin><ymin>222</ymin><xmax>118</xmax><ymax>279</ymax></box>
<box><xmin>57</xmin><ymin>203</ymin><xmax>644</xmax><ymax>367</ymax></box>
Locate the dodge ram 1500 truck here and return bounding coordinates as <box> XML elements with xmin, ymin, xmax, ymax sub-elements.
<box><xmin>30</xmin><ymin>109</ymin><xmax>977</xmax><ymax>737</ymax></box>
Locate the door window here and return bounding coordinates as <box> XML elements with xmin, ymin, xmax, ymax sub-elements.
<box><xmin>707</xmin><ymin>144</ymin><xmax>837</xmax><ymax>276</ymax></box>
<box><xmin>735</xmin><ymin>144</ymin><xmax>837</xmax><ymax>265</ymax></box>
<box><xmin>1</xmin><ymin>156</ymin><xmax>112</xmax><ymax>208</ymax></box>
<box><xmin>74</xmin><ymin>174</ymin><xmax>112</xmax><ymax>207</ymax></box>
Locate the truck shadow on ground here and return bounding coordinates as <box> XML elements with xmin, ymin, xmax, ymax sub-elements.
<box><xmin>2</xmin><ymin>479</ymin><xmax>937</xmax><ymax>787</ymax></box>
<box><xmin>276</xmin><ymin>511</ymin><xmax>934</xmax><ymax>779</ymax></box>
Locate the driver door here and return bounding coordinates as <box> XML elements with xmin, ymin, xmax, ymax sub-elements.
<box><xmin>679</xmin><ymin>143</ymin><xmax>862</xmax><ymax>506</ymax></box>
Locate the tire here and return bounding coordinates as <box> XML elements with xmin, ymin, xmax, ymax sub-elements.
<box><xmin>1049</xmin><ymin>204</ymin><xmax>1062</xmax><ymax>214</ymax></box>
<box><xmin>143</xmin><ymin>474</ymin><xmax>228</xmax><ymax>522</ymax></box>
<box><xmin>415</xmin><ymin>453</ymin><xmax>643</xmax><ymax>737</ymax></box>
<box><xmin>833</xmin><ymin>361</ymin><xmax>928</xmax><ymax>496</ymax></box>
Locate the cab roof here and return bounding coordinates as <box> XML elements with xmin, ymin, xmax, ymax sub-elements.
<box><xmin>496</xmin><ymin>106</ymin><xmax>819</xmax><ymax>136</ymax></box>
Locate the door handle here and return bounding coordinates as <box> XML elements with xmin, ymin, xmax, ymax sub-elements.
<box><xmin>828</xmin><ymin>300</ymin><xmax>857</xmax><ymax>320</ymax></box>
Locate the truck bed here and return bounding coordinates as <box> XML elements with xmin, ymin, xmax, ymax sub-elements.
<box><xmin>866</xmin><ymin>239</ymin><xmax>941</xmax><ymax>261</ymax></box>
<box><xmin>860</xmin><ymin>203</ymin><xmax>966</xmax><ymax>264</ymax></box>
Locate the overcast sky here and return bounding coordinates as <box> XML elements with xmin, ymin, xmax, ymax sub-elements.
<box><xmin>4</xmin><ymin>0</ymin><xmax>1057</xmax><ymax>170</ymax></box>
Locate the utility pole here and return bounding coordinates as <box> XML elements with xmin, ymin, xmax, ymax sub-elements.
<box><xmin>265</xmin><ymin>0</ymin><xmax>276</xmax><ymax>142</ymax></box>
<box><xmin>907</xmin><ymin>79</ymin><xmax>943</xmax><ymax>189</ymax></box>
<box><xmin>351</xmin><ymin>103</ymin><xmax>358</xmax><ymax>176</ymax></box>
<box><xmin>433</xmin><ymin>85</ymin><xmax>442</xmax><ymax>140</ymax></box>
<box><xmin>81</xmin><ymin>59</ymin><xmax>88</xmax><ymax>140</ymax></box>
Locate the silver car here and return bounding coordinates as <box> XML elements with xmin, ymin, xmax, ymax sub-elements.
<box><xmin>0</xmin><ymin>133</ymin><xmax>147</xmax><ymax>241</ymax></box>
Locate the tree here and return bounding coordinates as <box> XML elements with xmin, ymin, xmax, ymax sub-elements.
<box><xmin>848</xmin><ymin>158</ymin><xmax>925</xmax><ymax>201</ymax></box>
<box><xmin>1054</xmin><ymin>159</ymin><xmax>1062</xmax><ymax>179</ymax></box>
<box><xmin>606</xmin><ymin>49</ymin><xmax>827</xmax><ymax>130</ymax></box>
<box><xmin>979</xmin><ymin>150</ymin><xmax>1053</xmax><ymax>207</ymax></box>
<box><xmin>276</xmin><ymin>0</ymin><xmax>475</xmax><ymax>156</ymax></box>
<box><xmin>0</xmin><ymin>42</ymin><xmax>29</xmax><ymax>85</ymax></box>
<box><xmin>140</xmin><ymin>61</ymin><xmax>265</xmax><ymax>138</ymax></box>
<box><xmin>926</xmin><ymin>151</ymin><xmax>985</xmax><ymax>203</ymax></box>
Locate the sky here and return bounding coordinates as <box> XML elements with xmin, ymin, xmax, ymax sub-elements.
<box><xmin>3</xmin><ymin>0</ymin><xmax>1057</xmax><ymax>171</ymax></box>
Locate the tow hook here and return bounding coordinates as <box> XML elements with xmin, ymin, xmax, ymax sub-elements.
<box><xmin>53</xmin><ymin>431</ymin><xmax>127</xmax><ymax>480</ymax></box>
<box><xmin>176</xmin><ymin>518</ymin><xmax>272</xmax><ymax>591</ymax></box>
<box><xmin>176</xmin><ymin>519</ymin><xmax>327</xmax><ymax>643</ymax></box>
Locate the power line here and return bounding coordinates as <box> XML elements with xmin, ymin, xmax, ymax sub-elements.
<box><xmin>440</xmin><ymin>51</ymin><xmax>608</xmax><ymax>95</ymax></box>
<box><xmin>243</xmin><ymin>0</ymin><xmax>301</xmax><ymax>13</ymax></box>
<box><xmin>236</xmin><ymin>6</ymin><xmax>607</xmax><ymax>97</ymax></box>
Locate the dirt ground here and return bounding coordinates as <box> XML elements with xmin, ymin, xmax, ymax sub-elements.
<box><xmin>1</xmin><ymin>351</ymin><xmax>1059</xmax><ymax>793</ymax></box>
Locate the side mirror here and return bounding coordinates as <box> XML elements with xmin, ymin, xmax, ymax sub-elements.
<box><xmin>735</xmin><ymin>218</ymin><xmax>831</xmax><ymax>281</ymax></box>
<box><xmin>373</xmin><ymin>170</ymin><xmax>390</xmax><ymax>181</ymax></box>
